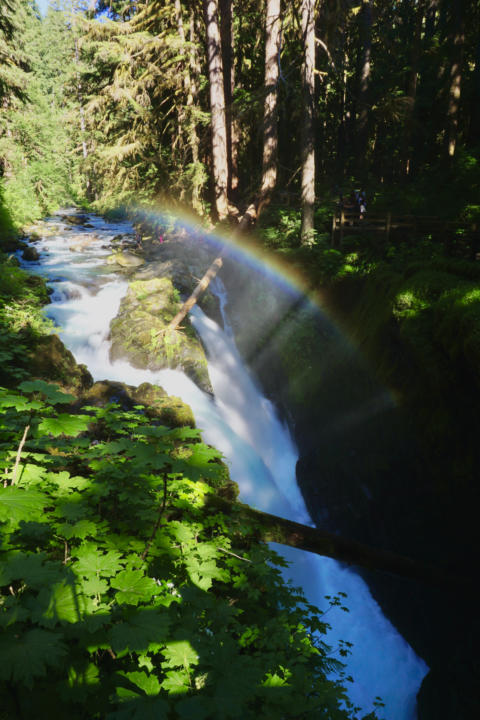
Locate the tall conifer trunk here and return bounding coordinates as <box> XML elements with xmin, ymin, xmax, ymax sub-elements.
<box><xmin>300</xmin><ymin>0</ymin><xmax>315</xmax><ymax>244</ymax></box>
<box><xmin>203</xmin><ymin>0</ymin><xmax>229</xmax><ymax>220</ymax></box>
<box><xmin>219</xmin><ymin>0</ymin><xmax>239</xmax><ymax>195</ymax></box>
<box><xmin>175</xmin><ymin>0</ymin><xmax>201</xmax><ymax>211</ymax></box>
<box><xmin>446</xmin><ymin>0</ymin><xmax>465</xmax><ymax>159</ymax></box>
<box><xmin>260</xmin><ymin>0</ymin><xmax>282</xmax><ymax>200</ymax></box>
<box><xmin>356</xmin><ymin>0</ymin><xmax>372</xmax><ymax>173</ymax></box>
<box><xmin>401</xmin><ymin>0</ymin><xmax>423</xmax><ymax>177</ymax></box>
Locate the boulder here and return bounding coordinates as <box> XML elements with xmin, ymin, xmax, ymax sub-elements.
<box><xmin>82</xmin><ymin>380</ymin><xmax>195</xmax><ymax>428</ymax></box>
<box><xmin>61</xmin><ymin>214</ymin><xmax>90</xmax><ymax>226</ymax></box>
<box><xmin>22</xmin><ymin>246</ymin><xmax>40</xmax><ymax>261</ymax></box>
<box><xmin>107</xmin><ymin>251</ymin><xmax>145</xmax><ymax>268</ymax></box>
<box><xmin>25</xmin><ymin>334</ymin><xmax>93</xmax><ymax>393</ymax></box>
<box><xmin>109</xmin><ymin>276</ymin><xmax>212</xmax><ymax>393</ymax></box>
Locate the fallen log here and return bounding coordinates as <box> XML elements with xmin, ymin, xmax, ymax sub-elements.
<box><xmin>166</xmin><ymin>256</ymin><xmax>224</xmax><ymax>332</ymax></box>
<box><xmin>207</xmin><ymin>493</ymin><xmax>469</xmax><ymax>587</ymax></box>
<box><xmin>167</xmin><ymin>198</ymin><xmax>263</xmax><ymax>333</ymax></box>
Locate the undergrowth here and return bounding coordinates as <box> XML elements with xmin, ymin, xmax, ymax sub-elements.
<box><xmin>0</xmin><ymin>380</ymin><xmax>368</xmax><ymax>720</ymax></box>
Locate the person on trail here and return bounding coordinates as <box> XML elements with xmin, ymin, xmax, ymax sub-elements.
<box><xmin>358</xmin><ymin>189</ymin><xmax>367</xmax><ymax>219</ymax></box>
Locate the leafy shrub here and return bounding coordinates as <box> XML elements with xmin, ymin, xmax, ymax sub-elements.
<box><xmin>0</xmin><ymin>381</ymin><xmax>362</xmax><ymax>720</ymax></box>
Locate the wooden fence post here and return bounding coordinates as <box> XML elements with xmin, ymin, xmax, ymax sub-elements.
<box><xmin>386</xmin><ymin>212</ymin><xmax>392</xmax><ymax>242</ymax></box>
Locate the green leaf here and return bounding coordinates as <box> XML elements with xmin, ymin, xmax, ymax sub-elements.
<box><xmin>0</xmin><ymin>487</ymin><xmax>45</xmax><ymax>523</ymax></box>
<box><xmin>34</xmin><ymin>580</ymin><xmax>90</xmax><ymax>625</ymax></box>
<box><xmin>0</xmin><ymin>552</ymin><xmax>62</xmax><ymax>588</ymax></box>
<box><xmin>38</xmin><ymin>413</ymin><xmax>91</xmax><ymax>437</ymax></box>
<box><xmin>110</xmin><ymin>609</ymin><xmax>170</xmax><ymax>655</ymax></box>
<box><xmin>0</xmin><ymin>628</ymin><xmax>67</xmax><ymax>688</ymax></box>
<box><xmin>107</xmin><ymin>696</ymin><xmax>168</xmax><ymax>720</ymax></box>
<box><xmin>18</xmin><ymin>380</ymin><xmax>76</xmax><ymax>405</ymax></box>
<box><xmin>118</xmin><ymin>670</ymin><xmax>161</xmax><ymax>696</ymax></box>
<box><xmin>175</xmin><ymin>696</ymin><xmax>211</xmax><ymax>720</ymax></box>
<box><xmin>161</xmin><ymin>669</ymin><xmax>190</xmax><ymax>695</ymax></box>
<box><xmin>73</xmin><ymin>544</ymin><xmax>124</xmax><ymax>577</ymax></box>
<box><xmin>162</xmin><ymin>640</ymin><xmax>199</xmax><ymax>669</ymax></box>
<box><xmin>0</xmin><ymin>388</ymin><xmax>44</xmax><ymax>411</ymax></box>
<box><xmin>82</xmin><ymin>576</ymin><xmax>109</xmax><ymax>596</ymax></box>
<box><xmin>111</xmin><ymin>570</ymin><xmax>158</xmax><ymax>606</ymax></box>
<box><xmin>57</xmin><ymin>518</ymin><xmax>98</xmax><ymax>539</ymax></box>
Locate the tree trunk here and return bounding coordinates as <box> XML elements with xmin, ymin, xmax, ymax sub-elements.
<box><xmin>446</xmin><ymin>0</ymin><xmax>465</xmax><ymax>159</ymax></box>
<box><xmin>356</xmin><ymin>0</ymin><xmax>372</xmax><ymax>172</ymax></box>
<box><xmin>203</xmin><ymin>0</ymin><xmax>229</xmax><ymax>220</ymax></box>
<box><xmin>300</xmin><ymin>0</ymin><xmax>315</xmax><ymax>244</ymax></box>
<box><xmin>260</xmin><ymin>0</ymin><xmax>282</xmax><ymax>201</ymax></box>
<box><xmin>219</xmin><ymin>0</ymin><xmax>239</xmax><ymax>195</ymax></box>
<box><xmin>401</xmin><ymin>0</ymin><xmax>423</xmax><ymax>177</ymax></box>
<box><xmin>175</xmin><ymin>0</ymin><xmax>202</xmax><ymax>211</ymax></box>
<box><xmin>206</xmin><ymin>494</ymin><xmax>469</xmax><ymax>587</ymax></box>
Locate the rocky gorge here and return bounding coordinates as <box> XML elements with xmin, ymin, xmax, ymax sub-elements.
<box><xmin>14</xmin><ymin>209</ymin><xmax>479</xmax><ymax>718</ymax></box>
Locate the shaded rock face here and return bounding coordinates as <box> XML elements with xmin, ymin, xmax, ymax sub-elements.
<box><xmin>26</xmin><ymin>334</ymin><xmax>93</xmax><ymax>393</ymax></box>
<box><xmin>220</xmin><ymin>257</ymin><xmax>480</xmax><ymax>720</ymax></box>
<box><xmin>82</xmin><ymin>380</ymin><xmax>195</xmax><ymax>428</ymax></box>
<box><xmin>109</xmin><ymin>276</ymin><xmax>212</xmax><ymax>394</ymax></box>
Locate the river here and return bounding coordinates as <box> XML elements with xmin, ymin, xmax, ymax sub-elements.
<box><xmin>20</xmin><ymin>210</ymin><xmax>428</xmax><ymax>719</ymax></box>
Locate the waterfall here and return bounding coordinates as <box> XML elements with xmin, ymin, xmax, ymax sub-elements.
<box><xmin>22</xmin><ymin>212</ymin><xmax>428</xmax><ymax>719</ymax></box>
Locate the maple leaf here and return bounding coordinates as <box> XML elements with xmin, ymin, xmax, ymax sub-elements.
<box><xmin>110</xmin><ymin>570</ymin><xmax>158</xmax><ymax>606</ymax></box>
<box><xmin>118</xmin><ymin>670</ymin><xmax>161</xmax><ymax>696</ymax></box>
<box><xmin>174</xmin><ymin>696</ymin><xmax>211</xmax><ymax>720</ymax></box>
<box><xmin>161</xmin><ymin>640</ymin><xmax>199</xmax><ymax>669</ymax></box>
<box><xmin>110</xmin><ymin>609</ymin><xmax>170</xmax><ymax>655</ymax></box>
<box><xmin>18</xmin><ymin>380</ymin><xmax>76</xmax><ymax>405</ymax></box>
<box><xmin>0</xmin><ymin>628</ymin><xmax>67</xmax><ymax>688</ymax></box>
<box><xmin>33</xmin><ymin>580</ymin><xmax>91</xmax><ymax>626</ymax></box>
<box><xmin>38</xmin><ymin>414</ymin><xmax>91</xmax><ymax>438</ymax></box>
<box><xmin>0</xmin><ymin>552</ymin><xmax>62</xmax><ymax>588</ymax></box>
<box><xmin>161</xmin><ymin>669</ymin><xmax>190</xmax><ymax>695</ymax></box>
<box><xmin>73</xmin><ymin>544</ymin><xmax>124</xmax><ymax>577</ymax></box>
<box><xmin>0</xmin><ymin>487</ymin><xmax>46</xmax><ymax>523</ymax></box>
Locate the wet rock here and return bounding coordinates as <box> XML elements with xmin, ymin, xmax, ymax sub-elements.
<box><xmin>22</xmin><ymin>246</ymin><xmax>40</xmax><ymax>261</ymax></box>
<box><xmin>69</xmin><ymin>237</ymin><xmax>94</xmax><ymax>252</ymax></box>
<box><xmin>109</xmin><ymin>276</ymin><xmax>212</xmax><ymax>393</ymax></box>
<box><xmin>106</xmin><ymin>251</ymin><xmax>145</xmax><ymax>268</ymax></box>
<box><xmin>26</xmin><ymin>334</ymin><xmax>93</xmax><ymax>393</ymax></box>
<box><xmin>61</xmin><ymin>214</ymin><xmax>90</xmax><ymax>226</ymax></box>
<box><xmin>82</xmin><ymin>380</ymin><xmax>195</xmax><ymax>428</ymax></box>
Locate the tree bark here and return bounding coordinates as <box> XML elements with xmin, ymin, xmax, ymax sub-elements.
<box><xmin>260</xmin><ymin>0</ymin><xmax>282</xmax><ymax>201</ymax></box>
<box><xmin>203</xmin><ymin>0</ymin><xmax>229</xmax><ymax>220</ymax></box>
<box><xmin>175</xmin><ymin>0</ymin><xmax>202</xmax><ymax>211</ymax></box>
<box><xmin>219</xmin><ymin>0</ymin><xmax>239</xmax><ymax>195</ymax></box>
<box><xmin>401</xmin><ymin>0</ymin><xmax>423</xmax><ymax>177</ymax></box>
<box><xmin>166</xmin><ymin>257</ymin><xmax>223</xmax><ymax>333</ymax></box>
<box><xmin>206</xmin><ymin>494</ymin><xmax>470</xmax><ymax>587</ymax></box>
<box><xmin>300</xmin><ymin>0</ymin><xmax>316</xmax><ymax>244</ymax></box>
<box><xmin>446</xmin><ymin>0</ymin><xmax>465</xmax><ymax>159</ymax></box>
<box><xmin>356</xmin><ymin>0</ymin><xmax>372</xmax><ymax>172</ymax></box>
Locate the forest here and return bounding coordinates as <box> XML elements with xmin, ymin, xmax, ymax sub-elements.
<box><xmin>1</xmin><ymin>1</ymin><xmax>480</xmax><ymax>719</ymax></box>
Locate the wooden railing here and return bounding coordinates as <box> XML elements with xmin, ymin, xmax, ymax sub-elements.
<box><xmin>331</xmin><ymin>211</ymin><xmax>421</xmax><ymax>243</ymax></box>
<box><xmin>331</xmin><ymin>210</ymin><xmax>480</xmax><ymax>256</ymax></box>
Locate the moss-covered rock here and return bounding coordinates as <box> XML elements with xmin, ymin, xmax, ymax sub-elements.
<box><xmin>107</xmin><ymin>250</ymin><xmax>145</xmax><ymax>268</ymax></box>
<box><xmin>82</xmin><ymin>380</ymin><xmax>195</xmax><ymax>428</ymax></box>
<box><xmin>25</xmin><ymin>334</ymin><xmax>93</xmax><ymax>393</ymax></box>
<box><xmin>109</xmin><ymin>276</ymin><xmax>212</xmax><ymax>393</ymax></box>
